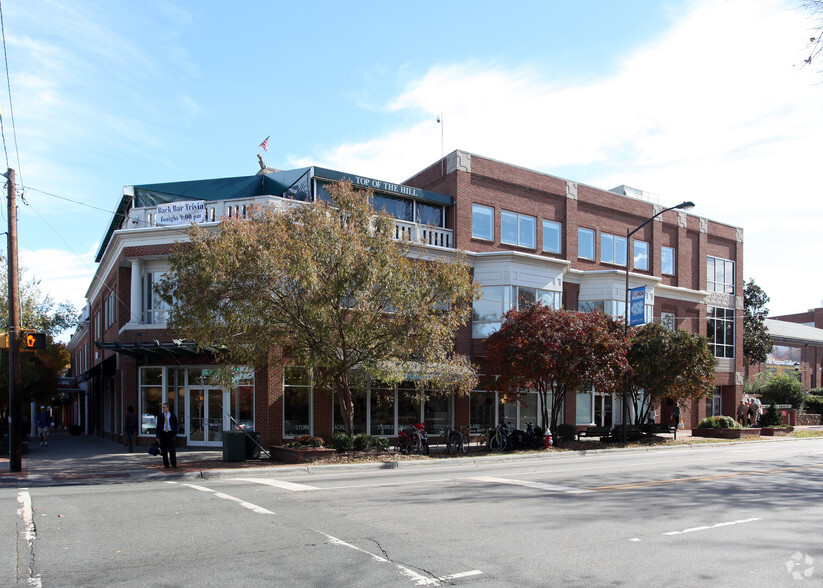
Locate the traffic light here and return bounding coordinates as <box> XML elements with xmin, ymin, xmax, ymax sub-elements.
<box><xmin>23</xmin><ymin>332</ymin><xmax>46</xmax><ymax>350</ymax></box>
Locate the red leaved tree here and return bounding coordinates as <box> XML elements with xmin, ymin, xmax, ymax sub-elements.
<box><xmin>485</xmin><ymin>305</ymin><xmax>629</xmax><ymax>433</ymax></box>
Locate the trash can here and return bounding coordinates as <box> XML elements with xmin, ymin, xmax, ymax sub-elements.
<box><xmin>245</xmin><ymin>431</ymin><xmax>262</xmax><ymax>459</ymax></box>
<box><xmin>222</xmin><ymin>431</ymin><xmax>246</xmax><ymax>462</ymax></box>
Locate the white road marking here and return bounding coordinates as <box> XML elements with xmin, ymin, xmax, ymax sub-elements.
<box><xmin>181</xmin><ymin>483</ymin><xmax>275</xmax><ymax>514</ymax></box>
<box><xmin>232</xmin><ymin>477</ymin><xmax>320</xmax><ymax>491</ymax></box>
<box><xmin>315</xmin><ymin>530</ymin><xmax>482</xmax><ymax>586</ymax></box>
<box><xmin>441</xmin><ymin>570</ymin><xmax>484</xmax><ymax>581</ymax></box>
<box><xmin>663</xmin><ymin>517</ymin><xmax>762</xmax><ymax>536</ymax></box>
<box><xmin>17</xmin><ymin>490</ymin><xmax>43</xmax><ymax>588</ymax></box>
<box><xmin>470</xmin><ymin>476</ymin><xmax>594</xmax><ymax>494</ymax></box>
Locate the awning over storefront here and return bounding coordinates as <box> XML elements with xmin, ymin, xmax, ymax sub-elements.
<box><xmin>95</xmin><ymin>340</ymin><xmax>220</xmax><ymax>361</ymax></box>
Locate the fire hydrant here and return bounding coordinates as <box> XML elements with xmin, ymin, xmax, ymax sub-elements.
<box><xmin>544</xmin><ymin>429</ymin><xmax>553</xmax><ymax>447</ymax></box>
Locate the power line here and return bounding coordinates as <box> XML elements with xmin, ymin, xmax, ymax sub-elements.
<box><xmin>24</xmin><ymin>185</ymin><xmax>120</xmax><ymax>214</ymax></box>
<box><xmin>0</xmin><ymin>0</ymin><xmax>23</xmax><ymax>184</ymax></box>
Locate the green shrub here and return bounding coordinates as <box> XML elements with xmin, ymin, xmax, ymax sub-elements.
<box><xmin>352</xmin><ymin>434</ymin><xmax>372</xmax><ymax>451</ymax></box>
<box><xmin>555</xmin><ymin>423</ymin><xmax>577</xmax><ymax>442</ymax></box>
<box><xmin>759</xmin><ymin>401</ymin><xmax>783</xmax><ymax>427</ymax></box>
<box><xmin>696</xmin><ymin>415</ymin><xmax>740</xmax><ymax>429</ymax></box>
<box><xmin>759</xmin><ymin>373</ymin><xmax>806</xmax><ymax>409</ymax></box>
<box><xmin>324</xmin><ymin>432</ymin><xmax>354</xmax><ymax>452</ymax></box>
<box><xmin>803</xmin><ymin>395</ymin><xmax>823</xmax><ymax>415</ymax></box>
<box><xmin>370</xmin><ymin>435</ymin><xmax>390</xmax><ymax>450</ymax></box>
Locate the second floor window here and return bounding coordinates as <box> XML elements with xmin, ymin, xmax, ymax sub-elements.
<box><xmin>707</xmin><ymin>256</ymin><xmax>735</xmax><ymax>295</ymax></box>
<box><xmin>708</xmin><ymin>306</ymin><xmax>735</xmax><ymax>358</ymax></box>
<box><xmin>144</xmin><ymin>272</ymin><xmax>170</xmax><ymax>324</ymax></box>
<box><xmin>601</xmin><ymin>233</ymin><xmax>627</xmax><ymax>266</ymax></box>
<box><xmin>501</xmin><ymin>211</ymin><xmax>536</xmax><ymax>248</ymax></box>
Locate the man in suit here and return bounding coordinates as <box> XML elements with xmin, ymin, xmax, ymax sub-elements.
<box><xmin>155</xmin><ymin>402</ymin><xmax>178</xmax><ymax>469</ymax></box>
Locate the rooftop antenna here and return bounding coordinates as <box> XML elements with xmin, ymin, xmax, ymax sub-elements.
<box><xmin>436</xmin><ymin>113</ymin><xmax>444</xmax><ymax>177</ymax></box>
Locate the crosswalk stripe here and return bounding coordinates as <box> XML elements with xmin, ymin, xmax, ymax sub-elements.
<box><xmin>232</xmin><ymin>477</ymin><xmax>320</xmax><ymax>491</ymax></box>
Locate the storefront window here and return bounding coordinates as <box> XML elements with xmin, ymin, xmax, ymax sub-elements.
<box><xmin>284</xmin><ymin>367</ymin><xmax>311</xmax><ymax>437</ymax></box>
<box><xmin>370</xmin><ymin>386</ymin><xmax>396</xmax><ymax>436</ymax></box>
<box><xmin>470</xmin><ymin>391</ymin><xmax>496</xmax><ymax>434</ymax></box>
<box><xmin>519</xmin><ymin>394</ymin><xmax>538</xmax><ymax>429</ymax></box>
<box><xmin>140</xmin><ymin>367</ymin><xmax>162</xmax><ymax>435</ymax></box>
<box><xmin>423</xmin><ymin>395</ymin><xmax>452</xmax><ymax>435</ymax></box>
<box><xmin>576</xmin><ymin>391</ymin><xmax>593</xmax><ymax>425</ymax></box>
<box><xmin>397</xmin><ymin>384</ymin><xmax>422</xmax><ymax>429</ymax></box>
<box><xmin>333</xmin><ymin>390</ymin><xmax>367</xmax><ymax>434</ymax></box>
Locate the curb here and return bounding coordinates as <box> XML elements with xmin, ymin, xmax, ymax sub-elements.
<box><xmin>191</xmin><ymin>434</ymin><xmax>823</xmax><ymax>480</ymax></box>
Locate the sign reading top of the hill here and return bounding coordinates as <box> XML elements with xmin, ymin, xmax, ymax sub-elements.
<box><xmin>353</xmin><ymin>175</ymin><xmax>420</xmax><ymax>198</ymax></box>
<box><xmin>156</xmin><ymin>200</ymin><xmax>206</xmax><ymax>226</ymax></box>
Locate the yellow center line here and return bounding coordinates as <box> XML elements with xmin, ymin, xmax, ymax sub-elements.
<box><xmin>588</xmin><ymin>463</ymin><xmax>823</xmax><ymax>492</ymax></box>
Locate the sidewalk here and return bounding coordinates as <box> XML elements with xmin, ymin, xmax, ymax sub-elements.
<box><xmin>0</xmin><ymin>432</ymin><xmax>283</xmax><ymax>486</ymax></box>
<box><xmin>1</xmin><ymin>427</ymin><xmax>820</xmax><ymax>487</ymax></box>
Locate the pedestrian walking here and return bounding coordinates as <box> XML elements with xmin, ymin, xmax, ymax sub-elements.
<box><xmin>671</xmin><ymin>404</ymin><xmax>681</xmax><ymax>428</ymax></box>
<box><xmin>36</xmin><ymin>406</ymin><xmax>51</xmax><ymax>447</ymax></box>
<box><xmin>737</xmin><ymin>399</ymin><xmax>748</xmax><ymax>426</ymax></box>
<box><xmin>155</xmin><ymin>403</ymin><xmax>178</xmax><ymax>468</ymax></box>
<box><xmin>124</xmin><ymin>405</ymin><xmax>138</xmax><ymax>452</ymax></box>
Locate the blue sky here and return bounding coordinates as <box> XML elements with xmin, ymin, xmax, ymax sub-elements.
<box><xmin>1</xmin><ymin>0</ymin><xmax>821</xmax><ymax>325</ymax></box>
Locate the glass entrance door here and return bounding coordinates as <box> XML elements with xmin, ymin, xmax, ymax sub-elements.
<box><xmin>189</xmin><ymin>388</ymin><xmax>226</xmax><ymax>446</ymax></box>
<box><xmin>594</xmin><ymin>394</ymin><xmax>614</xmax><ymax>428</ymax></box>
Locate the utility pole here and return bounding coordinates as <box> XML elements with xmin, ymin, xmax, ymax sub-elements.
<box><xmin>6</xmin><ymin>168</ymin><xmax>22</xmax><ymax>472</ymax></box>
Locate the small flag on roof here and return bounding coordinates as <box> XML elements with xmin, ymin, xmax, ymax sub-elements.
<box><xmin>259</xmin><ymin>135</ymin><xmax>269</xmax><ymax>151</ymax></box>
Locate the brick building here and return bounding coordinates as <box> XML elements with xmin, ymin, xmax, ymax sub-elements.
<box><xmin>65</xmin><ymin>150</ymin><xmax>744</xmax><ymax>447</ymax></box>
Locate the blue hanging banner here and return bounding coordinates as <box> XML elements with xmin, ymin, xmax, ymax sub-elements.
<box><xmin>629</xmin><ymin>286</ymin><xmax>646</xmax><ymax>326</ymax></box>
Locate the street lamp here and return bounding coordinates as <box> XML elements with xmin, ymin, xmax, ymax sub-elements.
<box><xmin>621</xmin><ymin>200</ymin><xmax>695</xmax><ymax>442</ymax></box>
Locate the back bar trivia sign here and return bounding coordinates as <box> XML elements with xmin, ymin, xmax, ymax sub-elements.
<box><xmin>157</xmin><ymin>200</ymin><xmax>206</xmax><ymax>226</ymax></box>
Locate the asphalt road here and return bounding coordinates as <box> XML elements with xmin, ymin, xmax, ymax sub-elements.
<box><xmin>4</xmin><ymin>438</ymin><xmax>823</xmax><ymax>587</ymax></box>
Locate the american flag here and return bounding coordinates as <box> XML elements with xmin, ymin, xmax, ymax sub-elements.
<box><xmin>259</xmin><ymin>135</ymin><xmax>269</xmax><ymax>151</ymax></box>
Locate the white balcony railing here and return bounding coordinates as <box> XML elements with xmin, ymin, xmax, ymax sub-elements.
<box><xmin>393</xmin><ymin>220</ymin><xmax>453</xmax><ymax>249</ymax></box>
<box><xmin>127</xmin><ymin>197</ymin><xmax>454</xmax><ymax>249</ymax></box>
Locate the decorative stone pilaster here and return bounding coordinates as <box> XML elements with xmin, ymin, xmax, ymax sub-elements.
<box><xmin>129</xmin><ymin>258</ymin><xmax>143</xmax><ymax>324</ymax></box>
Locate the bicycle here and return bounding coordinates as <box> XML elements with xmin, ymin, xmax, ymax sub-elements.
<box><xmin>397</xmin><ymin>423</ymin><xmax>430</xmax><ymax>455</ymax></box>
<box><xmin>486</xmin><ymin>421</ymin><xmax>512</xmax><ymax>452</ymax></box>
<box><xmin>442</xmin><ymin>425</ymin><xmax>468</xmax><ymax>455</ymax></box>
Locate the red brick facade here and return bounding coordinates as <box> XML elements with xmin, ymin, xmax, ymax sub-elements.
<box><xmin>66</xmin><ymin>150</ymin><xmax>744</xmax><ymax>446</ymax></box>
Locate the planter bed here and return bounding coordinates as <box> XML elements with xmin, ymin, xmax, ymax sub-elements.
<box><xmin>760</xmin><ymin>426</ymin><xmax>794</xmax><ymax>436</ymax></box>
<box><xmin>691</xmin><ymin>428</ymin><xmax>761</xmax><ymax>439</ymax></box>
<box><xmin>269</xmin><ymin>445</ymin><xmax>337</xmax><ymax>464</ymax></box>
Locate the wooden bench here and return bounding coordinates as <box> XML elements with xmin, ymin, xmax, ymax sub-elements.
<box><xmin>604</xmin><ymin>425</ymin><xmax>644</xmax><ymax>442</ymax></box>
<box><xmin>577</xmin><ymin>426</ymin><xmax>611</xmax><ymax>441</ymax></box>
<box><xmin>641</xmin><ymin>423</ymin><xmax>678</xmax><ymax>440</ymax></box>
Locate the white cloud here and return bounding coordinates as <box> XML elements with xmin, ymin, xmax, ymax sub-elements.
<box><xmin>301</xmin><ymin>0</ymin><xmax>823</xmax><ymax>315</ymax></box>
<box><xmin>19</xmin><ymin>244</ymin><xmax>97</xmax><ymax>313</ymax></box>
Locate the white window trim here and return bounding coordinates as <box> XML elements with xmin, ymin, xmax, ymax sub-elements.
<box><xmin>472</xmin><ymin>204</ymin><xmax>494</xmax><ymax>241</ymax></box>
<box><xmin>661</xmin><ymin>246</ymin><xmax>675</xmax><ymax>276</ymax></box>
<box><xmin>501</xmin><ymin>210</ymin><xmax>536</xmax><ymax>249</ymax></box>
<box><xmin>542</xmin><ymin>219</ymin><xmax>562</xmax><ymax>254</ymax></box>
<box><xmin>633</xmin><ymin>240</ymin><xmax>649</xmax><ymax>271</ymax></box>
<box><xmin>578</xmin><ymin>228</ymin><xmax>595</xmax><ymax>260</ymax></box>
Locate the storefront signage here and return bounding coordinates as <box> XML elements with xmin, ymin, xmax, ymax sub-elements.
<box><xmin>353</xmin><ymin>175</ymin><xmax>420</xmax><ymax>198</ymax></box>
<box><xmin>156</xmin><ymin>200</ymin><xmax>206</xmax><ymax>226</ymax></box>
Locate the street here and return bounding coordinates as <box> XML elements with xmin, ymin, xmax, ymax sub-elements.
<box><xmin>4</xmin><ymin>438</ymin><xmax>823</xmax><ymax>587</ymax></box>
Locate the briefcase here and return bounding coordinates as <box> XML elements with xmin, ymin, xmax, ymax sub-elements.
<box><xmin>148</xmin><ymin>441</ymin><xmax>161</xmax><ymax>456</ymax></box>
